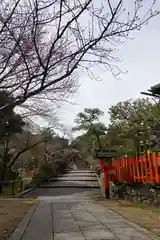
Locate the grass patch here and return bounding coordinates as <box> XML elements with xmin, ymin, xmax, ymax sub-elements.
<box><xmin>118</xmin><ymin>201</ymin><xmax>160</xmax><ymax>213</ymax></box>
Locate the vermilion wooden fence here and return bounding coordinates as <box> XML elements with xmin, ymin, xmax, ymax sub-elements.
<box><xmin>111</xmin><ymin>152</ymin><xmax>160</xmax><ymax>184</ymax></box>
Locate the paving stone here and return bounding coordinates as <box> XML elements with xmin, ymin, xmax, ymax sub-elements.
<box><xmin>53</xmin><ymin>208</ymin><xmax>79</xmax><ymax>233</ymax></box>
<box><xmin>54</xmin><ymin>203</ymin><xmax>68</xmax><ymax>209</ymax></box>
<box><xmin>53</xmin><ymin>209</ymin><xmax>71</xmax><ymax>217</ymax></box>
<box><xmin>53</xmin><ymin>221</ymin><xmax>79</xmax><ymax>233</ymax></box>
<box><xmin>22</xmin><ymin>200</ymin><xmax>53</xmax><ymax>240</ymax></box>
<box><xmin>83</xmin><ymin>229</ymin><xmax>117</xmax><ymax>239</ymax></box>
<box><xmin>98</xmin><ymin>216</ymin><xmax>125</xmax><ymax>224</ymax></box>
<box><xmin>111</xmin><ymin>227</ymin><xmax>152</xmax><ymax>240</ymax></box>
<box><xmin>76</xmin><ymin>220</ymin><xmax>100</xmax><ymax>228</ymax></box>
<box><xmin>10</xmin><ymin>170</ymin><xmax>158</xmax><ymax>240</ymax></box>
<box><xmin>83</xmin><ymin>204</ymin><xmax>117</xmax><ymax>217</ymax></box>
<box><xmin>104</xmin><ymin>221</ymin><xmax>131</xmax><ymax>228</ymax></box>
<box><xmin>68</xmin><ymin>203</ymin><xmax>85</xmax><ymax>211</ymax></box>
<box><xmin>72</xmin><ymin>213</ymin><xmax>97</xmax><ymax>222</ymax></box>
<box><xmin>54</xmin><ymin>231</ymin><xmax>85</xmax><ymax>240</ymax></box>
<box><xmin>53</xmin><ymin>216</ymin><xmax>79</xmax><ymax>233</ymax></box>
<box><xmin>79</xmin><ymin>224</ymin><xmax>106</xmax><ymax>231</ymax></box>
<box><xmin>115</xmin><ymin>235</ymin><xmax>151</xmax><ymax>240</ymax></box>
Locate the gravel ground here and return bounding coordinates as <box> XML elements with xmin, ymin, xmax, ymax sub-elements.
<box><xmin>0</xmin><ymin>198</ymin><xmax>36</xmax><ymax>240</ymax></box>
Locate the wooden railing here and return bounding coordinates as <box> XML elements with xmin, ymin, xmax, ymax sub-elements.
<box><xmin>112</xmin><ymin>152</ymin><xmax>160</xmax><ymax>184</ymax></box>
<box><xmin>0</xmin><ymin>180</ymin><xmax>24</xmax><ymax>195</ymax></box>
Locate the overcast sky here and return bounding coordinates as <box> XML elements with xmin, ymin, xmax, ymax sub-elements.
<box><xmin>38</xmin><ymin>2</ymin><xmax>160</xmax><ymax>135</ymax></box>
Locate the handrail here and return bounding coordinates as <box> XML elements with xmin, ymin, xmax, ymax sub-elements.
<box><xmin>0</xmin><ymin>179</ymin><xmax>24</xmax><ymax>195</ymax></box>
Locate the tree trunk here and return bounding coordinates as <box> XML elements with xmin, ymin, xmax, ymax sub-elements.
<box><xmin>90</xmin><ymin>121</ymin><xmax>102</xmax><ymax>149</ymax></box>
<box><xmin>95</xmin><ymin>132</ymin><xmax>102</xmax><ymax>149</ymax></box>
<box><xmin>1</xmin><ymin>165</ymin><xmax>6</xmax><ymax>181</ymax></box>
<box><xmin>0</xmin><ymin>159</ymin><xmax>7</xmax><ymax>194</ymax></box>
<box><xmin>0</xmin><ymin>138</ymin><xmax>9</xmax><ymax>194</ymax></box>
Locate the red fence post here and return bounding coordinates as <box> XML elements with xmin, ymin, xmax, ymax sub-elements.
<box><xmin>143</xmin><ymin>153</ymin><xmax>148</xmax><ymax>183</ymax></box>
<box><xmin>132</xmin><ymin>157</ymin><xmax>136</xmax><ymax>182</ymax></box>
<box><xmin>128</xmin><ymin>157</ymin><xmax>133</xmax><ymax>183</ymax></box>
<box><xmin>140</xmin><ymin>155</ymin><xmax>144</xmax><ymax>183</ymax></box>
<box><xmin>117</xmin><ymin>159</ymin><xmax>120</xmax><ymax>180</ymax></box>
<box><xmin>148</xmin><ymin>152</ymin><xmax>154</xmax><ymax>183</ymax></box>
<box><xmin>136</xmin><ymin>154</ymin><xmax>140</xmax><ymax>182</ymax></box>
<box><xmin>99</xmin><ymin>158</ymin><xmax>109</xmax><ymax>198</ymax></box>
<box><xmin>153</xmin><ymin>152</ymin><xmax>159</xmax><ymax>183</ymax></box>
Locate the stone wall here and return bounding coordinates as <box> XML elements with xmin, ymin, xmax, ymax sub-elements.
<box><xmin>110</xmin><ymin>181</ymin><xmax>160</xmax><ymax>207</ymax></box>
<box><xmin>97</xmin><ymin>172</ymin><xmax>160</xmax><ymax>206</ymax></box>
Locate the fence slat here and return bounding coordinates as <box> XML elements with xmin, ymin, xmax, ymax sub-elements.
<box><xmin>148</xmin><ymin>152</ymin><xmax>154</xmax><ymax>183</ymax></box>
<box><xmin>134</xmin><ymin>155</ymin><xmax>139</xmax><ymax>181</ymax></box>
<box><xmin>143</xmin><ymin>153</ymin><xmax>148</xmax><ymax>183</ymax></box>
<box><xmin>153</xmin><ymin>152</ymin><xmax>159</xmax><ymax>183</ymax></box>
<box><xmin>109</xmin><ymin>152</ymin><xmax>160</xmax><ymax>185</ymax></box>
<box><xmin>140</xmin><ymin>155</ymin><xmax>144</xmax><ymax>183</ymax></box>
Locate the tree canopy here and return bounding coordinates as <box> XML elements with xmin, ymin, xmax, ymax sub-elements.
<box><xmin>107</xmin><ymin>98</ymin><xmax>160</xmax><ymax>155</ymax></box>
<box><xmin>73</xmin><ymin>108</ymin><xmax>107</xmax><ymax>149</ymax></box>
<box><xmin>72</xmin><ymin>99</ymin><xmax>160</xmax><ymax>159</ymax></box>
<box><xmin>40</xmin><ymin>127</ymin><xmax>57</xmax><ymax>143</ymax></box>
<box><xmin>0</xmin><ymin>91</ymin><xmax>25</xmax><ymax>141</ymax></box>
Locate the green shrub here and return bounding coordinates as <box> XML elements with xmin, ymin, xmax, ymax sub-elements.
<box><xmin>31</xmin><ymin>158</ymin><xmax>68</xmax><ymax>186</ymax></box>
<box><xmin>31</xmin><ymin>164</ymin><xmax>55</xmax><ymax>186</ymax></box>
<box><xmin>23</xmin><ymin>183</ymin><xmax>32</xmax><ymax>190</ymax></box>
<box><xmin>40</xmin><ymin>164</ymin><xmax>56</xmax><ymax>179</ymax></box>
<box><xmin>31</xmin><ymin>172</ymin><xmax>43</xmax><ymax>186</ymax></box>
<box><xmin>54</xmin><ymin>160</ymin><xmax>67</xmax><ymax>174</ymax></box>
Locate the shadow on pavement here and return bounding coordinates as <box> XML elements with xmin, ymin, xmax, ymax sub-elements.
<box><xmin>24</xmin><ymin>187</ymin><xmax>98</xmax><ymax>197</ymax></box>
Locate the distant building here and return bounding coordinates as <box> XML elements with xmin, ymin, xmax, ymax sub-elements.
<box><xmin>150</xmin><ymin>83</ymin><xmax>160</xmax><ymax>96</ymax></box>
<box><xmin>52</xmin><ymin>137</ymin><xmax>69</xmax><ymax>149</ymax></box>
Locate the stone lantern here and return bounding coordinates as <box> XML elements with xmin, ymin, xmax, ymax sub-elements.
<box><xmin>141</xmin><ymin>82</ymin><xmax>160</xmax><ymax>99</ymax></box>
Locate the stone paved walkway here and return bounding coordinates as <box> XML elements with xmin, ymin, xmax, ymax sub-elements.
<box><xmin>10</xmin><ymin>171</ymin><xmax>159</xmax><ymax>240</ymax></box>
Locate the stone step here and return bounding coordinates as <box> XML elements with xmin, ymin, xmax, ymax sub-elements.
<box><xmin>39</xmin><ymin>185</ymin><xmax>99</xmax><ymax>189</ymax></box>
<box><xmin>67</xmin><ymin>169</ymin><xmax>95</xmax><ymax>172</ymax></box>
<box><xmin>40</xmin><ymin>180</ymin><xmax>99</xmax><ymax>188</ymax></box>
<box><xmin>67</xmin><ymin>170</ymin><xmax>95</xmax><ymax>172</ymax></box>
<box><xmin>59</xmin><ymin>173</ymin><xmax>96</xmax><ymax>177</ymax></box>
<box><xmin>53</xmin><ymin>176</ymin><xmax>97</xmax><ymax>179</ymax></box>
<box><xmin>50</xmin><ymin>178</ymin><xmax>97</xmax><ymax>182</ymax></box>
<box><xmin>51</xmin><ymin>175</ymin><xmax>96</xmax><ymax>179</ymax></box>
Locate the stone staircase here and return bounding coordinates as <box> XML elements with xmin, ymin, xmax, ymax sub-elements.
<box><xmin>40</xmin><ymin>170</ymin><xmax>99</xmax><ymax>189</ymax></box>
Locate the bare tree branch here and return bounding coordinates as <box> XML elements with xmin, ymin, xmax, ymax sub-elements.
<box><xmin>0</xmin><ymin>0</ymin><xmax>158</xmax><ymax>116</ymax></box>
<box><xmin>8</xmin><ymin>140</ymin><xmax>45</xmax><ymax>168</ymax></box>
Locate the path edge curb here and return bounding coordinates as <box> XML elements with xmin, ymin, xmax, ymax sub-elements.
<box><xmin>9</xmin><ymin>203</ymin><xmax>38</xmax><ymax>240</ymax></box>
<box><xmin>14</xmin><ymin>188</ymin><xmax>36</xmax><ymax>198</ymax></box>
